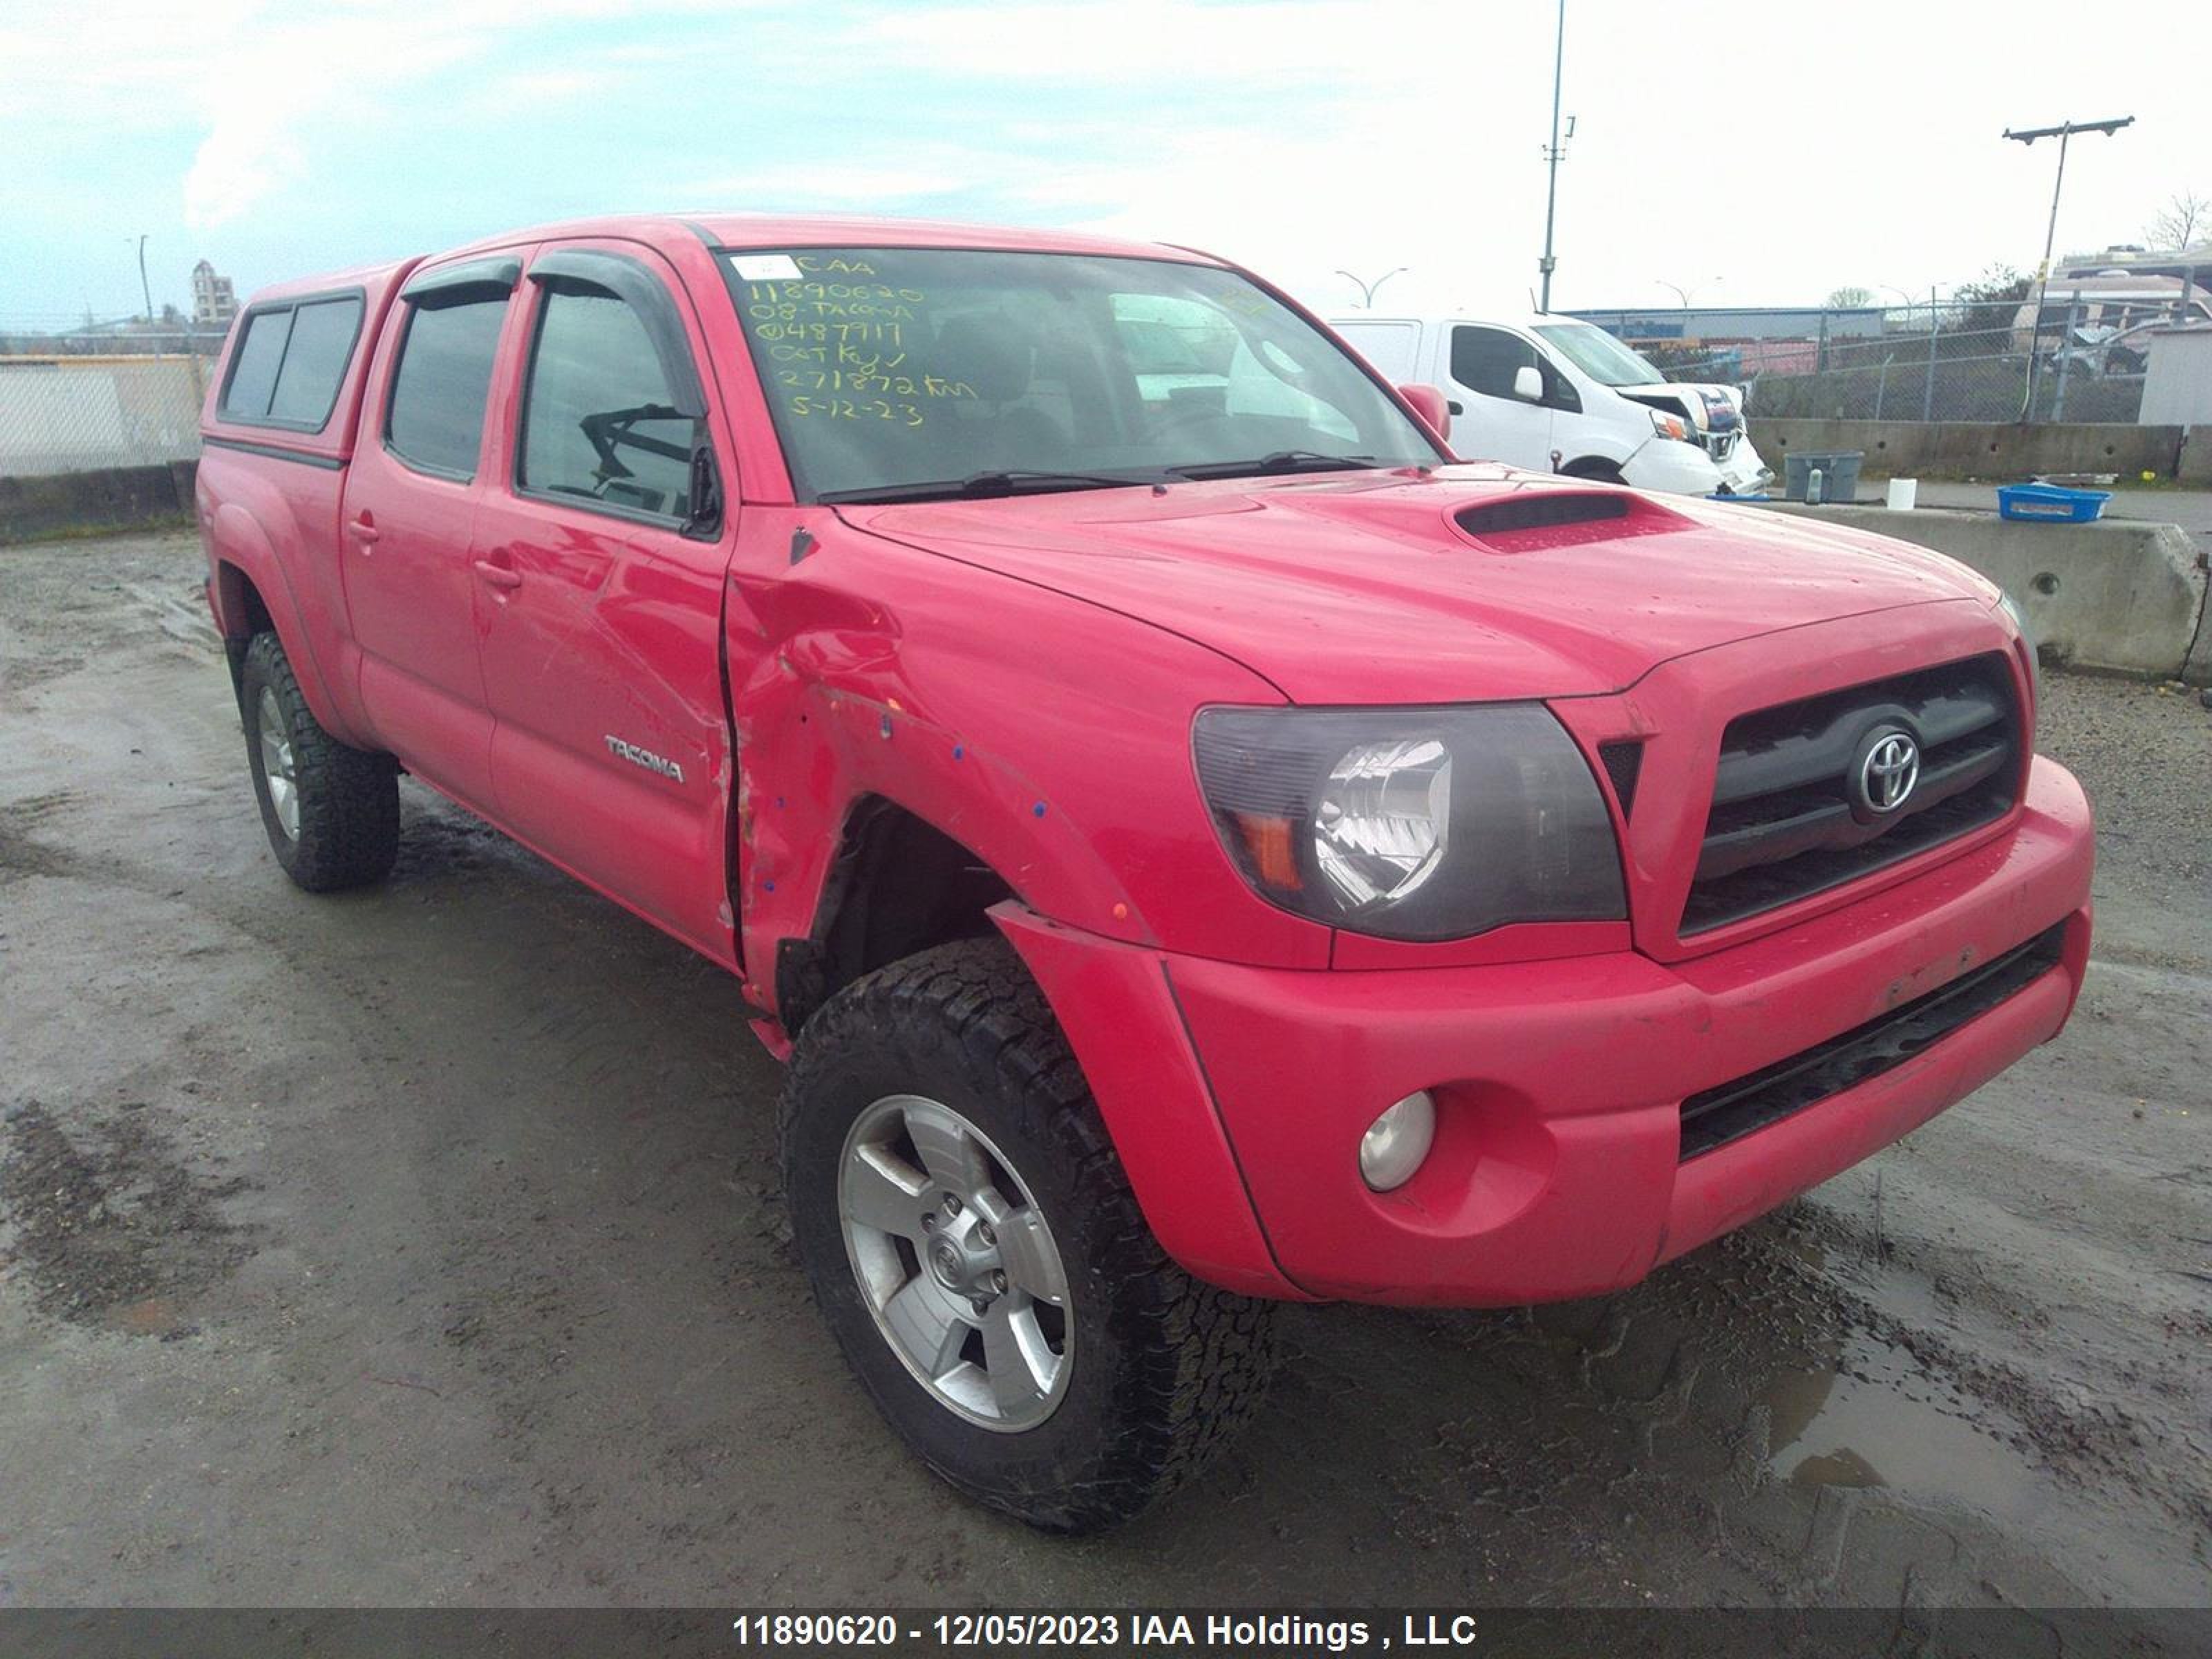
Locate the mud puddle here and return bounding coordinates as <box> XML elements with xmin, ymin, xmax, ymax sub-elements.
<box><xmin>1765</xmin><ymin>1333</ymin><xmax>2038</xmax><ymax>1518</ymax></box>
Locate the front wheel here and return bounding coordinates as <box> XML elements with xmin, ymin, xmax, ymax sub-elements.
<box><xmin>780</xmin><ymin>939</ymin><xmax>1276</xmax><ymax>1532</ymax></box>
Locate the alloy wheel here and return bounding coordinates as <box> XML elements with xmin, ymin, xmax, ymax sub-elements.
<box><xmin>837</xmin><ymin>1094</ymin><xmax>1073</xmax><ymax>1432</ymax></box>
<box><xmin>256</xmin><ymin>686</ymin><xmax>300</xmax><ymax>841</ymax></box>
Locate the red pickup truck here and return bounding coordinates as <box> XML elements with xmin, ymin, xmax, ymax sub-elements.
<box><xmin>196</xmin><ymin>214</ymin><xmax>2093</xmax><ymax>1531</ymax></box>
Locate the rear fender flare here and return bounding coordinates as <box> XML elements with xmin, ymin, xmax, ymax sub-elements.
<box><xmin>207</xmin><ymin>503</ymin><xmax>362</xmax><ymax>743</ymax></box>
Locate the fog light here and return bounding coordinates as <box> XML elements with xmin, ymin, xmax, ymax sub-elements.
<box><xmin>1359</xmin><ymin>1090</ymin><xmax>1436</xmax><ymax>1192</ymax></box>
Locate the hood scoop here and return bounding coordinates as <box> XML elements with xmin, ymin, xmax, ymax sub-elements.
<box><xmin>1450</xmin><ymin>489</ymin><xmax>1688</xmax><ymax>553</ymax></box>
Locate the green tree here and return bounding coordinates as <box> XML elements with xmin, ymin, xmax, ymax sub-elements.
<box><xmin>1945</xmin><ymin>265</ymin><xmax>2031</xmax><ymax>343</ymax></box>
<box><xmin>1824</xmin><ymin>285</ymin><xmax>1875</xmax><ymax>309</ymax></box>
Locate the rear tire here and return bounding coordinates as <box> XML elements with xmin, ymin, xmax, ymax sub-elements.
<box><xmin>780</xmin><ymin>938</ymin><xmax>1276</xmax><ymax>1533</ymax></box>
<box><xmin>240</xmin><ymin>631</ymin><xmax>399</xmax><ymax>892</ymax></box>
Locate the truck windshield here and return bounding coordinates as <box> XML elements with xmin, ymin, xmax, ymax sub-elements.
<box><xmin>719</xmin><ymin>247</ymin><xmax>1443</xmax><ymax>502</ymax></box>
<box><xmin>1533</xmin><ymin>322</ymin><xmax>1667</xmax><ymax>388</ymax></box>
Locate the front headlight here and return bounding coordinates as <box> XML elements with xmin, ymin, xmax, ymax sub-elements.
<box><xmin>1192</xmin><ymin>705</ymin><xmax>1627</xmax><ymax>941</ymax></box>
<box><xmin>1647</xmin><ymin>406</ymin><xmax>1695</xmax><ymax>442</ymax></box>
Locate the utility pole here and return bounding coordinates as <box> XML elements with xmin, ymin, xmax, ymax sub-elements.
<box><xmin>1924</xmin><ymin>283</ymin><xmax>1940</xmax><ymax>422</ymax></box>
<box><xmin>1335</xmin><ymin>268</ymin><xmax>1407</xmax><ymax>308</ymax></box>
<box><xmin>2003</xmin><ymin>115</ymin><xmax>2133</xmax><ymax>420</ymax></box>
<box><xmin>133</xmin><ymin>233</ymin><xmax>151</xmax><ymax>323</ymax></box>
<box><xmin>1537</xmin><ymin>0</ymin><xmax>1569</xmax><ymax>313</ymax></box>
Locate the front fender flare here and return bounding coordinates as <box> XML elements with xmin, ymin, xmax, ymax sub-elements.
<box><xmin>991</xmin><ymin>902</ymin><xmax>1306</xmax><ymax>1301</ymax></box>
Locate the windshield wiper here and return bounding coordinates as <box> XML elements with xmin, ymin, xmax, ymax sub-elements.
<box><xmin>1166</xmin><ymin>451</ymin><xmax>1380</xmax><ymax>480</ymax></box>
<box><xmin>818</xmin><ymin>469</ymin><xmax>1163</xmax><ymax>505</ymax></box>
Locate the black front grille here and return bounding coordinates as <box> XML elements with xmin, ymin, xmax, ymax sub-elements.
<box><xmin>1683</xmin><ymin>656</ymin><xmax>2021</xmax><ymax>935</ymax></box>
<box><xmin>1678</xmin><ymin>921</ymin><xmax>2067</xmax><ymax>1161</ymax></box>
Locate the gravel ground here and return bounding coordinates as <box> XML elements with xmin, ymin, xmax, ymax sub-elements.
<box><xmin>0</xmin><ymin>531</ymin><xmax>2207</xmax><ymax>1620</ymax></box>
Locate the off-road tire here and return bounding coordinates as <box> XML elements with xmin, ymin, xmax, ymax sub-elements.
<box><xmin>780</xmin><ymin>937</ymin><xmax>1277</xmax><ymax>1533</ymax></box>
<box><xmin>240</xmin><ymin>630</ymin><xmax>399</xmax><ymax>892</ymax></box>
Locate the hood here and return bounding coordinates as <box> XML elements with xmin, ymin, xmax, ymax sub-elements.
<box><xmin>1616</xmin><ymin>382</ymin><xmax>1744</xmax><ymax>432</ymax></box>
<box><xmin>838</xmin><ymin>465</ymin><xmax>1989</xmax><ymax>704</ymax></box>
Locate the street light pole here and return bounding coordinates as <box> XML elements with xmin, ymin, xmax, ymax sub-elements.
<box><xmin>2004</xmin><ymin>115</ymin><xmax>2133</xmax><ymax>420</ymax></box>
<box><xmin>1537</xmin><ymin>0</ymin><xmax>1568</xmax><ymax>313</ymax></box>
<box><xmin>1658</xmin><ymin>278</ymin><xmax>1719</xmax><ymax>310</ymax></box>
<box><xmin>1335</xmin><ymin>267</ymin><xmax>1407</xmax><ymax>308</ymax></box>
<box><xmin>133</xmin><ymin>233</ymin><xmax>152</xmax><ymax>322</ymax></box>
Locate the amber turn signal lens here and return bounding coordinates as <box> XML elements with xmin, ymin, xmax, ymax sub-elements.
<box><xmin>1233</xmin><ymin>812</ymin><xmax>1302</xmax><ymax>891</ymax></box>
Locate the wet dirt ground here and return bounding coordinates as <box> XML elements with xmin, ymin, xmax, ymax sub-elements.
<box><xmin>1</xmin><ymin>531</ymin><xmax>2207</xmax><ymax>1615</ymax></box>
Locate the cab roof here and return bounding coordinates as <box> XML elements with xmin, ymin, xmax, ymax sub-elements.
<box><xmin>434</xmin><ymin>212</ymin><xmax>1219</xmax><ymax>265</ymax></box>
<box><xmin>237</xmin><ymin>214</ymin><xmax>1227</xmax><ymax>319</ymax></box>
<box><xmin>243</xmin><ymin>256</ymin><xmax>412</xmax><ymax>308</ymax></box>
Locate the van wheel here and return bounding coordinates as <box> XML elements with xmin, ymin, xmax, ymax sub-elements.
<box><xmin>780</xmin><ymin>937</ymin><xmax>1276</xmax><ymax>1533</ymax></box>
<box><xmin>1560</xmin><ymin>458</ymin><xmax>1626</xmax><ymax>483</ymax></box>
<box><xmin>240</xmin><ymin>631</ymin><xmax>399</xmax><ymax>892</ymax></box>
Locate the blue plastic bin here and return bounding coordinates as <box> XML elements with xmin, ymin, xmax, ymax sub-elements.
<box><xmin>1998</xmin><ymin>482</ymin><xmax>2111</xmax><ymax>523</ymax></box>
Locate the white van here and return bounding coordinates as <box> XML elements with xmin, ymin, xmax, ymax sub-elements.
<box><xmin>1328</xmin><ymin>312</ymin><xmax>1770</xmax><ymax>495</ymax></box>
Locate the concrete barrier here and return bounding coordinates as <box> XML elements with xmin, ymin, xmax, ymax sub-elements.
<box><xmin>1769</xmin><ymin>503</ymin><xmax>2210</xmax><ymax>685</ymax></box>
<box><xmin>1750</xmin><ymin>418</ymin><xmax>2196</xmax><ymax>483</ymax></box>
<box><xmin>0</xmin><ymin>460</ymin><xmax>196</xmax><ymax>544</ymax></box>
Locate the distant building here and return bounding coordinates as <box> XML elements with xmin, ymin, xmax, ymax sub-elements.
<box><xmin>2060</xmin><ymin>242</ymin><xmax>2212</xmax><ymax>284</ymax></box>
<box><xmin>190</xmin><ymin>260</ymin><xmax>237</xmax><ymax>328</ymax></box>
<box><xmin>1564</xmin><ymin>306</ymin><xmax>1889</xmax><ymax>344</ymax></box>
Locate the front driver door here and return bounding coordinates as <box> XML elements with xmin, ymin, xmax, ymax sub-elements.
<box><xmin>1444</xmin><ymin>324</ymin><xmax>1556</xmax><ymax>470</ymax></box>
<box><xmin>470</xmin><ymin>242</ymin><xmax>739</xmax><ymax>966</ymax></box>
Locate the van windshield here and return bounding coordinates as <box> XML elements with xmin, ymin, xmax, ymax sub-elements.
<box><xmin>718</xmin><ymin>247</ymin><xmax>1442</xmax><ymax>502</ymax></box>
<box><xmin>1533</xmin><ymin>321</ymin><xmax>1667</xmax><ymax>388</ymax></box>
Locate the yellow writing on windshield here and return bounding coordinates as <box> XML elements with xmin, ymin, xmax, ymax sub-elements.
<box><xmin>744</xmin><ymin>277</ymin><xmax>988</xmax><ymax>428</ymax></box>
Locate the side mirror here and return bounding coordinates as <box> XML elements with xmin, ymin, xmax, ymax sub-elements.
<box><xmin>1512</xmin><ymin>364</ymin><xmax>1544</xmax><ymax>402</ymax></box>
<box><xmin>1397</xmin><ymin>382</ymin><xmax>1451</xmax><ymax>444</ymax></box>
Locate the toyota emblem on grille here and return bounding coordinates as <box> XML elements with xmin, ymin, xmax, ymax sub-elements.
<box><xmin>1857</xmin><ymin>729</ymin><xmax>1921</xmax><ymax>815</ymax></box>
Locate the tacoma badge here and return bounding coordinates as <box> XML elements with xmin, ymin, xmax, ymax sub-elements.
<box><xmin>604</xmin><ymin>735</ymin><xmax>684</xmax><ymax>783</ymax></box>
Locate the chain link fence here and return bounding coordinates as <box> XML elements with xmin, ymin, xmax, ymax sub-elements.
<box><xmin>1</xmin><ymin>332</ymin><xmax>223</xmax><ymax>478</ymax></box>
<box><xmin>1593</xmin><ymin>294</ymin><xmax>2195</xmax><ymax>425</ymax></box>
<box><xmin>1</xmin><ymin>290</ymin><xmax>2197</xmax><ymax>481</ymax></box>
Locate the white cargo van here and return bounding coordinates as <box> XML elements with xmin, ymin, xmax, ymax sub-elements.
<box><xmin>1329</xmin><ymin>312</ymin><xmax>1770</xmax><ymax>496</ymax></box>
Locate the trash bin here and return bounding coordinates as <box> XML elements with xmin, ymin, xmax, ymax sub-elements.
<box><xmin>1997</xmin><ymin>482</ymin><xmax>2111</xmax><ymax>523</ymax></box>
<box><xmin>1783</xmin><ymin>451</ymin><xmax>1864</xmax><ymax>505</ymax></box>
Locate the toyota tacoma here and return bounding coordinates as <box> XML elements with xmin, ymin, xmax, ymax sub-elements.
<box><xmin>194</xmin><ymin>214</ymin><xmax>2092</xmax><ymax>1533</ymax></box>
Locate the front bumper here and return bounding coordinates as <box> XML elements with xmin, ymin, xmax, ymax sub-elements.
<box><xmin>1712</xmin><ymin>432</ymin><xmax>1771</xmax><ymax>494</ymax></box>
<box><xmin>1620</xmin><ymin>437</ymin><xmax>1724</xmax><ymax>496</ymax></box>
<box><xmin>1003</xmin><ymin>756</ymin><xmax>2092</xmax><ymax>1306</ymax></box>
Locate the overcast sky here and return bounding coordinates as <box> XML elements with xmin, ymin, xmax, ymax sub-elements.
<box><xmin>4</xmin><ymin>0</ymin><xmax>2205</xmax><ymax>328</ymax></box>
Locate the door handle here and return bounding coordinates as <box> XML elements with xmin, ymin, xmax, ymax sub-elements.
<box><xmin>347</xmin><ymin>514</ymin><xmax>380</xmax><ymax>545</ymax></box>
<box><xmin>473</xmin><ymin>559</ymin><xmax>523</xmax><ymax>590</ymax></box>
